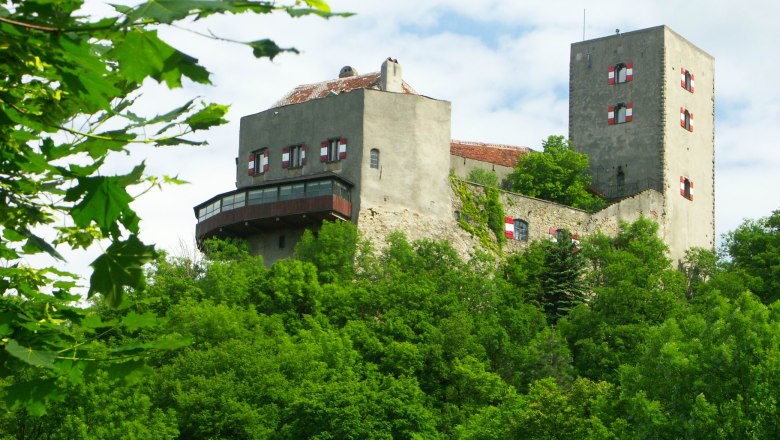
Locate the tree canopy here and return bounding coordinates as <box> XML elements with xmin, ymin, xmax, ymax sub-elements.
<box><xmin>504</xmin><ymin>135</ymin><xmax>606</xmax><ymax>211</ymax></box>
<box><xmin>0</xmin><ymin>0</ymin><xmax>346</xmax><ymax>415</ymax></box>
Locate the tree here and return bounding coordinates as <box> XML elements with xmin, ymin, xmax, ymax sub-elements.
<box><xmin>504</xmin><ymin>135</ymin><xmax>606</xmax><ymax>211</ymax></box>
<box><xmin>0</xmin><ymin>0</ymin><xmax>345</xmax><ymax>414</ymax></box>
<box><xmin>721</xmin><ymin>208</ymin><xmax>780</xmax><ymax>303</ymax></box>
<box><xmin>466</xmin><ymin>168</ymin><xmax>500</xmax><ymax>188</ymax></box>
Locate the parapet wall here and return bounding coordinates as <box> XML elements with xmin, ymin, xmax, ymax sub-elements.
<box><xmin>357</xmin><ymin>181</ymin><xmax>669</xmax><ymax>260</ymax></box>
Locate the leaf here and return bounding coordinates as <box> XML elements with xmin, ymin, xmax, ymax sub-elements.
<box><xmin>121</xmin><ymin>311</ymin><xmax>160</xmax><ymax>332</ymax></box>
<box><xmin>5</xmin><ymin>339</ymin><xmax>57</xmax><ymax>369</ymax></box>
<box><xmin>103</xmin><ymin>359</ymin><xmax>153</xmax><ymax>384</ymax></box>
<box><xmin>2</xmin><ymin>378</ymin><xmax>61</xmax><ymax>416</ymax></box>
<box><xmin>185</xmin><ymin>103</ymin><xmax>228</xmax><ymax>131</ymax></box>
<box><xmin>248</xmin><ymin>39</ymin><xmax>298</xmax><ymax>60</ymax></box>
<box><xmin>22</xmin><ymin>232</ymin><xmax>65</xmax><ymax>261</ymax></box>
<box><xmin>88</xmin><ymin>235</ymin><xmax>157</xmax><ymax>307</ymax></box>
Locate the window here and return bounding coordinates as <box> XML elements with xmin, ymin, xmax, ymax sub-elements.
<box><xmin>321</xmin><ymin>138</ymin><xmax>347</xmax><ymax>162</ymax></box>
<box><xmin>282</xmin><ymin>144</ymin><xmax>305</xmax><ymax>168</ymax></box>
<box><xmin>504</xmin><ymin>217</ymin><xmax>528</xmax><ymax>240</ymax></box>
<box><xmin>454</xmin><ymin>210</ymin><xmax>460</xmax><ymax>221</ymax></box>
<box><xmin>197</xmin><ymin>200</ymin><xmax>220</xmax><ymax>222</ymax></box>
<box><xmin>370</xmin><ymin>148</ymin><xmax>380</xmax><ymax>169</ymax></box>
<box><xmin>681</xmin><ymin>68</ymin><xmax>694</xmax><ymax>92</ymax></box>
<box><xmin>608</xmin><ymin>103</ymin><xmax>633</xmax><ymax>125</ymax></box>
<box><xmin>680</xmin><ymin>107</ymin><xmax>694</xmax><ymax>132</ymax></box>
<box><xmin>248</xmin><ymin>148</ymin><xmax>268</xmax><ymax>175</ymax></box>
<box><xmin>616</xmin><ymin>167</ymin><xmax>625</xmax><ymax>193</ymax></box>
<box><xmin>608</xmin><ymin>62</ymin><xmax>633</xmax><ymax>85</ymax></box>
<box><xmin>248</xmin><ymin>187</ymin><xmax>277</xmax><ymax>205</ymax></box>
<box><xmin>278</xmin><ymin>235</ymin><xmax>286</xmax><ymax>249</ymax></box>
<box><xmin>680</xmin><ymin>176</ymin><xmax>694</xmax><ymax>201</ymax></box>
<box><xmin>221</xmin><ymin>193</ymin><xmax>245</xmax><ymax>211</ymax></box>
<box><xmin>514</xmin><ymin>219</ymin><xmax>529</xmax><ymax>241</ymax></box>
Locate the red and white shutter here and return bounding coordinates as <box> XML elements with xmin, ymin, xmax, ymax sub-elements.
<box><xmin>690</xmin><ymin>73</ymin><xmax>695</xmax><ymax>93</ymax></box>
<box><xmin>689</xmin><ymin>112</ymin><xmax>694</xmax><ymax>132</ymax></box>
<box><xmin>681</xmin><ymin>68</ymin><xmax>687</xmax><ymax>89</ymax></box>
<box><xmin>572</xmin><ymin>233</ymin><xmax>581</xmax><ymax>247</ymax></box>
<box><xmin>247</xmin><ymin>153</ymin><xmax>255</xmax><ymax>176</ymax></box>
<box><xmin>282</xmin><ymin>146</ymin><xmax>290</xmax><ymax>168</ymax></box>
<box><xmin>504</xmin><ymin>217</ymin><xmax>514</xmax><ymax>239</ymax></box>
<box><xmin>300</xmin><ymin>144</ymin><xmax>306</xmax><ymax>165</ymax></box>
<box><xmin>338</xmin><ymin>138</ymin><xmax>348</xmax><ymax>159</ymax></box>
<box><xmin>680</xmin><ymin>107</ymin><xmax>686</xmax><ymax>128</ymax></box>
<box><xmin>689</xmin><ymin>180</ymin><xmax>694</xmax><ymax>201</ymax></box>
<box><xmin>680</xmin><ymin>176</ymin><xmax>686</xmax><ymax>198</ymax></box>
<box><xmin>320</xmin><ymin>141</ymin><xmax>328</xmax><ymax>162</ymax></box>
<box><xmin>626</xmin><ymin>103</ymin><xmax>633</xmax><ymax>122</ymax></box>
<box><xmin>608</xmin><ymin>65</ymin><xmax>615</xmax><ymax>85</ymax></box>
<box><xmin>548</xmin><ymin>228</ymin><xmax>559</xmax><ymax>243</ymax></box>
<box><xmin>626</xmin><ymin>62</ymin><xmax>634</xmax><ymax>81</ymax></box>
<box><xmin>261</xmin><ymin>149</ymin><xmax>269</xmax><ymax>173</ymax></box>
<box><xmin>608</xmin><ymin>105</ymin><xmax>615</xmax><ymax>125</ymax></box>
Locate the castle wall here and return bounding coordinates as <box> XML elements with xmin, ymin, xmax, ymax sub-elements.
<box><xmin>450</xmin><ymin>156</ymin><xmax>515</xmax><ymax>184</ymax></box>
<box><xmin>359</xmin><ymin>90</ymin><xmax>453</xmax><ymax>220</ymax></box>
<box><xmin>660</xmin><ymin>27</ymin><xmax>716</xmax><ymax>262</ymax></box>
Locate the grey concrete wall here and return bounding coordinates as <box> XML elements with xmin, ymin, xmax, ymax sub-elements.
<box><xmin>570</xmin><ymin>26</ymin><xmax>666</xmax><ymax>196</ymax></box>
<box><xmin>660</xmin><ymin>27</ymin><xmax>715</xmax><ymax>262</ymax></box>
<box><xmin>359</xmin><ymin>90</ymin><xmax>453</xmax><ymax>220</ymax></box>
<box><xmin>237</xmin><ymin>90</ymin><xmax>365</xmax><ymax>218</ymax></box>
<box><xmin>449</xmin><ymin>156</ymin><xmax>515</xmax><ymax>184</ymax></box>
<box><xmin>245</xmin><ymin>226</ymin><xmax>307</xmax><ymax>265</ymax></box>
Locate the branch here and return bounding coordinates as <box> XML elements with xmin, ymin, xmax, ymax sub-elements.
<box><xmin>0</xmin><ymin>15</ymin><xmax>59</xmax><ymax>32</ymax></box>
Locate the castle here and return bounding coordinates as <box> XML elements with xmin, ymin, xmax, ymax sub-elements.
<box><xmin>194</xmin><ymin>25</ymin><xmax>715</xmax><ymax>264</ymax></box>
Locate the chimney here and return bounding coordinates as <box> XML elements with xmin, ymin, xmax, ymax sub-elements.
<box><xmin>379</xmin><ymin>57</ymin><xmax>402</xmax><ymax>93</ymax></box>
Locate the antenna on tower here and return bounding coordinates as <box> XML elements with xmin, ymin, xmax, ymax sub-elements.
<box><xmin>582</xmin><ymin>9</ymin><xmax>586</xmax><ymax>41</ymax></box>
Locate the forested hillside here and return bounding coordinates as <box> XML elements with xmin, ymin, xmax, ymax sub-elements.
<box><xmin>4</xmin><ymin>212</ymin><xmax>778</xmax><ymax>439</ymax></box>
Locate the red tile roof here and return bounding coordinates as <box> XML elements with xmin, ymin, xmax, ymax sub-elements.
<box><xmin>273</xmin><ymin>72</ymin><xmax>418</xmax><ymax>108</ymax></box>
<box><xmin>450</xmin><ymin>140</ymin><xmax>530</xmax><ymax>168</ymax></box>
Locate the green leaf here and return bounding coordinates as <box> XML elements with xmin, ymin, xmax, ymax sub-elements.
<box><xmin>121</xmin><ymin>311</ymin><xmax>160</xmax><ymax>332</ymax></box>
<box><xmin>88</xmin><ymin>235</ymin><xmax>157</xmax><ymax>307</ymax></box>
<box><xmin>5</xmin><ymin>339</ymin><xmax>56</xmax><ymax>369</ymax></box>
<box><xmin>185</xmin><ymin>103</ymin><xmax>229</xmax><ymax>131</ymax></box>
<box><xmin>103</xmin><ymin>359</ymin><xmax>152</xmax><ymax>384</ymax></box>
<box><xmin>22</xmin><ymin>232</ymin><xmax>65</xmax><ymax>261</ymax></box>
<box><xmin>65</xmin><ymin>165</ymin><xmax>144</xmax><ymax>235</ymax></box>
<box><xmin>248</xmin><ymin>39</ymin><xmax>298</xmax><ymax>60</ymax></box>
<box><xmin>2</xmin><ymin>378</ymin><xmax>61</xmax><ymax>416</ymax></box>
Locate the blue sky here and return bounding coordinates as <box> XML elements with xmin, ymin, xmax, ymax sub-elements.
<box><xmin>69</xmin><ymin>0</ymin><xmax>780</xmax><ymax>276</ymax></box>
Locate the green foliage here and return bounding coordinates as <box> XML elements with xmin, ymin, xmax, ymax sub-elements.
<box><xmin>505</xmin><ymin>135</ymin><xmax>606</xmax><ymax>211</ymax></box>
<box><xmin>451</xmin><ymin>176</ymin><xmax>506</xmax><ymax>253</ymax></box>
<box><xmin>294</xmin><ymin>220</ymin><xmax>359</xmax><ymax>283</ymax></box>
<box><xmin>721</xmin><ymin>208</ymin><xmax>780</xmax><ymax>303</ymax></box>
<box><xmin>0</xmin><ymin>0</ymin><xmax>343</xmax><ymax>415</ymax></box>
<box><xmin>466</xmin><ymin>167</ymin><xmax>500</xmax><ymax>188</ymax></box>
<box><xmin>561</xmin><ymin>218</ymin><xmax>687</xmax><ymax>381</ymax></box>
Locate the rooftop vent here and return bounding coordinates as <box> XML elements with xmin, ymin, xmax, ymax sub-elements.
<box><xmin>339</xmin><ymin>66</ymin><xmax>358</xmax><ymax>78</ymax></box>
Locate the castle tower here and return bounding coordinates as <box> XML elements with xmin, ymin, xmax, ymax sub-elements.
<box><xmin>569</xmin><ymin>26</ymin><xmax>715</xmax><ymax>260</ymax></box>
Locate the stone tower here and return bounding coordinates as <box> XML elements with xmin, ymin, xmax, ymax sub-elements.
<box><xmin>569</xmin><ymin>26</ymin><xmax>715</xmax><ymax>261</ymax></box>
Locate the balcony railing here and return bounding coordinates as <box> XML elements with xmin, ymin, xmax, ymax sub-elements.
<box><xmin>194</xmin><ymin>176</ymin><xmax>352</xmax><ymax>240</ymax></box>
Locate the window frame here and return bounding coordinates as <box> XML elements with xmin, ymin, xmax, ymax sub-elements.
<box><xmin>370</xmin><ymin>148</ymin><xmax>380</xmax><ymax>169</ymax></box>
<box><xmin>513</xmin><ymin>219</ymin><xmax>529</xmax><ymax>241</ymax></box>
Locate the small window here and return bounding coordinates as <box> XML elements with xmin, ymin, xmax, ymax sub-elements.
<box><xmin>279</xmin><ymin>235</ymin><xmax>286</xmax><ymax>249</ymax></box>
<box><xmin>608</xmin><ymin>62</ymin><xmax>633</xmax><ymax>85</ymax></box>
<box><xmin>616</xmin><ymin>167</ymin><xmax>625</xmax><ymax>193</ymax></box>
<box><xmin>680</xmin><ymin>108</ymin><xmax>693</xmax><ymax>132</ymax></box>
<box><xmin>370</xmin><ymin>148</ymin><xmax>380</xmax><ymax>169</ymax></box>
<box><xmin>681</xmin><ymin>68</ymin><xmax>694</xmax><ymax>93</ymax></box>
<box><xmin>249</xmin><ymin>148</ymin><xmax>269</xmax><ymax>175</ymax></box>
<box><xmin>609</xmin><ymin>103</ymin><xmax>633</xmax><ymax>125</ymax></box>
<box><xmin>283</xmin><ymin>144</ymin><xmax>304</xmax><ymax>168</ymax></box>
<box><xmin>680</xmin><ymin>176</ymin><xmax>694</xmax><ymax>201</ymax></box>
<box><xmin>321</xmin><ymin>138</ymin><xmax>347</xmax><ymax>162</ymax></box>
<box><xmin>454</xmin><ymin>210</ymin><xmax>460</xmax><ymax>221</ymax></box>
<box><xmin>221</xmin><ymin>193</ymin><xmax>245</xmax><ymax>211</ymax></box>
<box><xmin>514</xmin><ymin>219</ymin><xmax>528</xmax><ymax>241</ymax></box>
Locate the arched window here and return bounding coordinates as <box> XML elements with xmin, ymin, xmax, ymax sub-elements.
<box><xmin>370</xmin><ymin>148</ymin><xmax>380</xmax><ymax>169</ymax></box>
<box><xmin>615</xmin><ymin>63</ymin><xmax>627</xmax><ymax>83</ymax></box>
<box><xmin>684</xmin><ymin>71</ymin><xmax>692</xmax><ymax>91</ymax></box>
<box><xmin>681</xmin><ymin>108</ymin><xmax>692</xmax><ymax>131</ymax></box>
<box><xmin>616</xmin><ymin>104</ymin><xmax>627</xmax><ymax>124</ymax></box>
<box><xmin>681</xmin><ymin>68</ymin><xmax>694</xmax><ymax>92</ymax></box>
<box><xmin>514</xmin><ymin>219</ymin><xmax>528</xmax><ymax>241</ymax></box>
<box><xmin>609</xmin><ymin>103</ymin><xmax>633</xmax><ymax>125</ymax></box>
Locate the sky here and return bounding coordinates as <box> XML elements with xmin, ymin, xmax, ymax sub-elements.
<box><xmin>64</xmin><ymin>0</ymin><xmax>780</xmax><ymax>279</ymax></box>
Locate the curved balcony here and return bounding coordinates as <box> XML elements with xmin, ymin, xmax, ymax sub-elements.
<box><xmin>194</xmin><ymin>175</ymin><xmax>352</xmax><ymax>241</ymax></box>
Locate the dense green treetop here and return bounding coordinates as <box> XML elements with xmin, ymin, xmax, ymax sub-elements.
<box><xmin>504</xmin><ymin>135</ymin><xmax>606</xmax><ymax>211</ymax></box>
